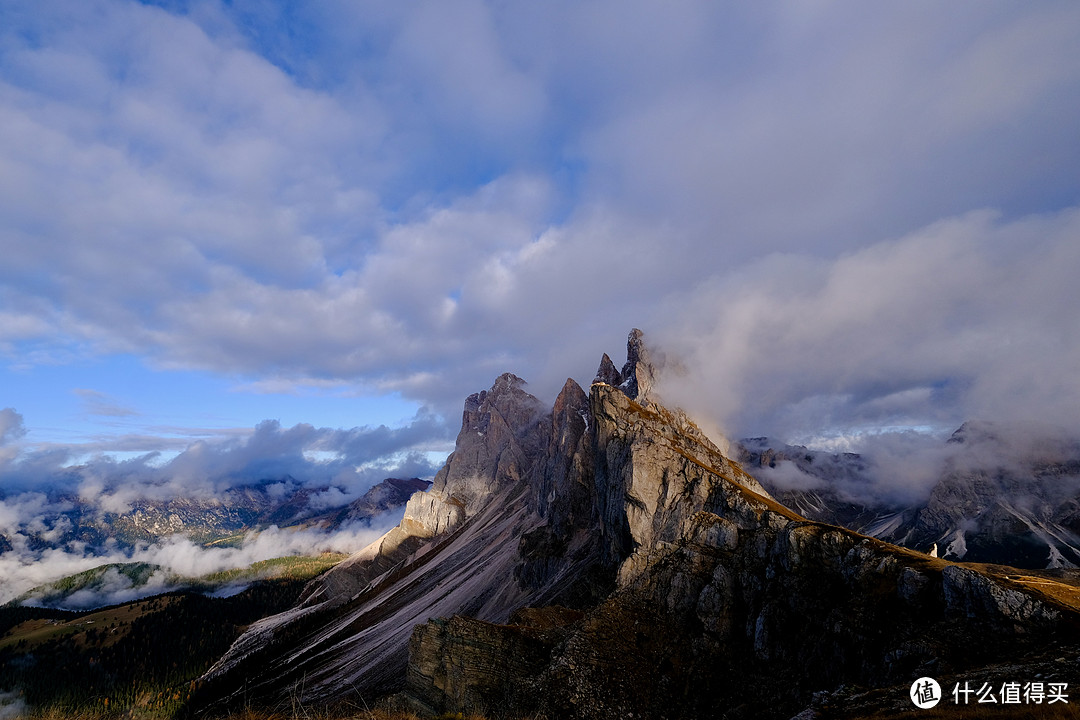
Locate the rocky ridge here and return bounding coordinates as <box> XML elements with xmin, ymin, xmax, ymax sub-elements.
<box><xmin>191</xmin><ymin>330</ymin><xmax>1080</xmax><ymax>719</ymax></box>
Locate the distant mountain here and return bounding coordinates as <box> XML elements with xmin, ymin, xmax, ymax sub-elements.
<box><xmin>738</xmin><ymin>423</ymin><xmax>1080</xmax><ymax>569</ymax></box>
<box><xmin>289</xmin><ymin>477</ymin><xmax>433</xmax><ymax>530</ymax></box>
<box><xmin>736</xmin><ymin>436</ymin><xmax>898</xmax><ymax>532</ymax></box>
<box><xmin>190</xmin><ymin>330</ymin><xmax>1080</xmax><ymax>720</ymax></box>
<box><xmin>0</xmin><ymin>476</ymin><xmax>432</xmax><ymax>556</ymax></box>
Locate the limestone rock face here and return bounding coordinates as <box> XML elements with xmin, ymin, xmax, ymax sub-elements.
<box><xmin>428</xmin><ymin>372</ymin><xmax>545</xmax><ymax>507</ymax></box>
<box><xmin>942</xmin><ymin>565</ymin><xmax>1060</xmax><ymax>628</ymax></box>
<box><xmin>406</xmin><ymin>609</ymin><xmax>579</xmax><ymax>714</ymax></box>
<box><xmin>591</xmin><ymin>380</ymin><xmax>774</xmax><ymax>581</ymax></box>
<box><xmin>195</xmin><ymin>364</ymin><xmax>609</xmax><ymax>712</ymax></box>
<box><xmin>618</xmin><ymin>327</ymin><xmax>654</xmax><ymax>400</ymax></box>
<box><xmin>593</xmin><ymin>352</ymin><xmax>623</xmax><ymax>387</ymax></box>
<box><xmin>514</xmin><ymin>378</ymin><xmax>602</xmax><ymax>602</ymax></box>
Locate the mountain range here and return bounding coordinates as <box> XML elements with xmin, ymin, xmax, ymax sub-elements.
<box><xmin>739</xmin><ymin>423</ymin><xmax>1080</xmax><ymax>569</ymax></box>
<box><xmin>0</xmin><ymin>476</ymin><xmax>431</xmax><ymax>609</ymax></box>
<box><xmin>188</xmin><ymin>330</ymin><xmax>1080</xmax><ymax>719</ymax></box>
<box><xmin>0</xmin><ymin>476</ymin><xmax>430</xmax><ymax>558</ymax></box>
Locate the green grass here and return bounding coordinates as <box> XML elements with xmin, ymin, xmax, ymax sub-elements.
<box><xmin>196</xmin><ymin>553</ymin><xmax>348</xmax><ymax>586</ymax></box>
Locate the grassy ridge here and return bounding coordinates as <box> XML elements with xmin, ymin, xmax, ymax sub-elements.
<box><xmin>196</xmin><ymin>554</ymin><xmax>348</xmax><ymax>586</ymax></box>
<box><xmin>0</xmin><ymin>583</ymin><xmax>306</xmax><ymax>717</ymax></box>
<box><xmin>10</xmin><ymin>553</ymin><xmax>349</xmax><ymax>609</ymax></box>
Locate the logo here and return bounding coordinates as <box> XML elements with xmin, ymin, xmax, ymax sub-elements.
<box><xmin>911</xmin><ymin>677</ymin><xmax>942</xmax><ymax>709</ymax></box>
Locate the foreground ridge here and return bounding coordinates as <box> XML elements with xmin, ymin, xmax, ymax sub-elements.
<box><xmin>191</xmin><ymin>330</ymin><xmax>1080</xmax><ymax>720</ymax></box>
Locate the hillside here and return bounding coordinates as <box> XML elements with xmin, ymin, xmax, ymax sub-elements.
<box><xmin>0</xmin><ymin>576</ymin><xmax>320</xmax><ymax>718</ymax></box>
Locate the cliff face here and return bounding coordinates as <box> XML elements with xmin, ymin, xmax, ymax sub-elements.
<box><xmin>193</xmin><ymin>330</ymin><xmax>1080</xmax><ymax>719</ymax></box>
<box><xmin>195</xmin><ymin>357</ymin><xmax>618</xmax><ymax>711</ymax></box>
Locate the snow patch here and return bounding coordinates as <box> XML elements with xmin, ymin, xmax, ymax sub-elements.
<box><xmin>944</xmin><ymin>528</ymin><xmax>967</xmax><ymax>559</ymax></box>
<box><xmin>999</xmin><ymin>503</ymin><xmax>1080</xmax><ymax>569</ymax></box>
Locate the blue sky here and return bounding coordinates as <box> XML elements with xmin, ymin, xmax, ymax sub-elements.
<box><xmin>2</xmin><ymin>0</ymin><xmax>1080</xmax><ymax>491</ymax></box>
<box><xmin>2</xmin><ymin>354</ymin><xmax>419</xmax><ymax>446</ymax></box>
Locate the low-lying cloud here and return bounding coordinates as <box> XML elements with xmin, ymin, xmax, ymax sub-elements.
<box><xmin>0</xmin><ymin>409</ymin><xmax>446</xmax><ymax>608</ymax></box>
<box><xmin>748</xmin><ymin>417</ymin><xmax>1080</xmax><ymax>513</ymax></box>
<box><xmin>652</xmin><ymin>208</ymin><xmax>1080</xmax><ymax>445</ymax></box>
<box><xmin>0</xmin><ymin>514</ymin><xmax>402</xmax><ymax>608</ymax></box>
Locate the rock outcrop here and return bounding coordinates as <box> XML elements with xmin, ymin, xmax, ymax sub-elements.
<box><xmin>191</xmin><ymin>330</ymin><xmax>1080</xmax><ymax>720</ymax></box>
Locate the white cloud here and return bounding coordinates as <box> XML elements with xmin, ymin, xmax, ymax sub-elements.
<box><xmin>385</xmin><ymin>0</ymin><xmax>547</xmax><ymax>139</ymax></box>
<box><xmin>0</xmin><ymin>409</ymin><xmax>26</xmax><ymax>468</ymax></box>
<box><xmin>755</xmin><ymin>461</ymin><xmax>824</xmax><ymax>493</ymax></box>
<box><xmin>0</xmin><ymin>516</ymin><xmax>401</xmax><ymax>608</ymax></box>
<box><xmin>653</xmin><ymin>207</ymin><xmax>1080</xmax><ymax>441</ymax></box>
<box><xmin>0</xmin><ymin>0</ymin><xmax>1078</xmax><ymax>453</ymax></box>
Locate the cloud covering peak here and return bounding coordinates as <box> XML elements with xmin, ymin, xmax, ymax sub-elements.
<box><xmin>654</xmin><ymin>208</ymin><xmax>1080</xmax><ymax>442</ymax></box>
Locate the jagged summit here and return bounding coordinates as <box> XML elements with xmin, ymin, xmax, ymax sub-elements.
<box><xmin>947</xmin><ymin>419</ymin><xmax>1002</xmax><ymax>445</ymax></box>
<box><xmin>593</xmin><ymin>352</ymin><xmax>622</xmax><ymax>386</ymax></box>
<box><xmin>592</xmin><ymin>327</ymin><xmax>655</xmax><ymax>401</ymax></box>
<box><xmin>192</xmin><ymin>330</ymin><xmax>1080</xmax><ymax>720</ymax></box>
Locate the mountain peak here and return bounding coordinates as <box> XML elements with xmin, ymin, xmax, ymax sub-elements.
<box><xmin>193</xmin><ymin>333</ymin><xmax>1080</xmax><ymax>720</ymax></box>
<box><xmin>593</xmin><ymin>352</ymin><xmax>623</xmax><ymax>386</ymax></box>
<box><xmin>619</xmin><ymin>327</ymin><xmax>655</xmax><ymax>400</ymax></box>
<box><xmin>947</xmin><ymin>419</ymin><xmax>1002</xmax><ymax>445</ymax></box>
<box><xmin>592</xmin><ymin>327</ymin><xmax>656</xmax><ymax>402</ymax></box>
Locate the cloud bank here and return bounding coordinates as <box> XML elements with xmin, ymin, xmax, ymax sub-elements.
<box><xmin>0</xmin><ymin>2</ymin><xmax>1078</xmax><ymax>492</ymax></box>
<box><xmin>1</xmin><ymin>408</ymin><xmax>444</xmax><ymax>496</ymax></box>
<box><xmin>0</xmin><ymin>516</ymin><xmax>402</xmax><ymax>608</ymax></box>
<box><xmin>0</xmin><ymin>409</ymin><xmax>443</xmax><ymax>607</ymax></box>
<box><xmin>654</xmin><ymin>208</ymin><xmax>1080</xmax><ymax>442</ymax></box>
